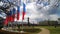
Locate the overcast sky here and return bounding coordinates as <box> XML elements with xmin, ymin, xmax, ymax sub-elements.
<box><xmin>0</xmin><ymin>0</ymin><xmax>60</xmax><ymax>24</ymax></box>
<box><xmin>19</xmin><ymin>0</ymin><xmax>60</xmax><ymax>23</ymax></box>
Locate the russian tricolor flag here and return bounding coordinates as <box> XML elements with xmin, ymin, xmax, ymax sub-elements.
<box><xmin>17</xmin><ymin>6</ymin><xmax>20</xmax><ymax>20</ymax></box>
<box><xmin>4</xmin><ymin>11</ymin><xmax>10</xmax><ymax>25</ymax></box>
<box><xmin>12</xmin><ymin>8</ymin><xmax>16</xmax><ymax>21</ymax></box>
<box><xmin>4</xmin><ymin>8</ymin><xmax>16</xmax><ymax>25</ymax></box>
<box><xmin>22</xmin><ymin>3</ymin><xmax>26</xmax><ymax>20</ymax></box>
<box><xmin>9</xmin><ymin>10</ymin><xmax>13</xmax><ymax>22</ymax></box>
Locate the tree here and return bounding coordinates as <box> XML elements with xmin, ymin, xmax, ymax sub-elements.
<box><xmin>58</xmin><ymin>18</ymin><xmax>60</xmax><ymax>24</ymax></box>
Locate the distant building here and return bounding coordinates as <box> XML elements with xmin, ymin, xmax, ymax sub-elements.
<box><xmin>57</xmin><ymin>18</ymin><xmax>60</xmax><ymax>24</ymax></box>
<box><xmin>39</xmin><ymin>20</ymin><xmax>58</xmax><ymax>26</ymax></box>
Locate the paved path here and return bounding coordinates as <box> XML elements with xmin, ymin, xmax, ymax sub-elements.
<box><xmin>38</xmin><ymin>28</ymin><xmax>50</xmax><ymax>34</ymax></box>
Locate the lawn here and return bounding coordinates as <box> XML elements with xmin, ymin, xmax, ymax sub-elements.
<box><xmin>13</xmin><ymin>28</ymin><xmax>41</xmax><ymax>34</ymax></box>
<box><xmin>1</xmin><ymin>26</ymin><xmax>60</xmax><ymax>34</ymax></box>
<box><xmin>21</xmin><ymin>26</ymin><xmax>60</xmax><ymax>34</ymax></box>
<box><xmin>38</xmin><ymin>26</ymin><xmax>60</xmax><ymax>34</ymax></box>
<box><xmin>0</xmin><ymin>26</ymin><xmax>41</xmax><ymax>34</ymax></box>
<box><xmin>15</xmin><ymin>26</ymin><xmax>41</xmax><ymax>34</ymax></box>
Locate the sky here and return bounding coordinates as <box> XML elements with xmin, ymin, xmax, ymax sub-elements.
<box><xmin>0</xmin><ymin>0</ymin><xmax>60</xmax><ymax>24</ymax></box>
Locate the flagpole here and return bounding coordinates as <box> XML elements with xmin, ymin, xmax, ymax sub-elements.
<box><xmin>17</xmin><ymin>0</ymin><xmax>24</xmax><ymax>33</ymax></box>
<box><xmin>20</xmin><ymin>20</ymin><xmax>24</xmax><ymax>33</ymax></box>
<box><xmin>21</xmin><ymin>0</ymin><xmax>24</xmax><ymax>32</ymax></box>
<box><xmin>21</xmin><ymin>20</ymin><xmax>24</xmax><ymax>32</ymax></box>
<box><xmin>20</xmin><ymin>0</ymin><xmax>25</xmax><ymax>33</ymax></box>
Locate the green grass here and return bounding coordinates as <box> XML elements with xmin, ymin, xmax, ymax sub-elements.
<box><xmin>47</xmin><ymin>26</ymin><xmax>60</xmax><ymax>34</ymax></box>
<box><xmin>23</xmin><ymin>28</ymin><xmax>41</xmax><ymax>33</ymax></box>
<box><xmin>13</xmin><ymin>26</ymin><xmax>41</xmax><ymax>34</ymax></box>
<box><xmin>16</xmin><ymin>26</ymin><xmax>60</xmax><ymax>34</ymax></box>
<box><xmin>3</xmin><ymin>26</ymin><xmax>60</xmax><ymax>34</ymax></box>
<box><xmin>38</xmin><ymin>26</ymin><xmax>60</xmax><ymax>34</ymax></box>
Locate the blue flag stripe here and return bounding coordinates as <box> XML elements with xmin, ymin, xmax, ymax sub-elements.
<box><xmin>23</xmin><ymin>3</ymin><xmax>26</xmax><ymax>12</ymax></box>
<box><xmin>17</xmin><ymin>6</ymin><xmax>20</xmax><ymax>12</ymax></box>
<box><xmin>10</xmin><ymin>10</ymin><xmax>13</xmax><ymax>15</ymax></box>
<box><xmin>13</xmin><ymin>8</ymin><xmax>16</xmax><ymax>14</ymax></box>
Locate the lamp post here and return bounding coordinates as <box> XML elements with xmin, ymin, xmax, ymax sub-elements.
<box><xmin>27</xmin><ymin>17</ymin><xmax>30</xmax><ymax>26</ymax></box>
<box><xmin>48</xmin><ymin>19</ymin><xmax>50</xmax><ymax>26</ymax></box>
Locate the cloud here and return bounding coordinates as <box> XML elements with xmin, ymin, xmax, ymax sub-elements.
<box><xmin>49</xmin><ymin>14</ymin><xmax>59</xmax><ymax>21</ymax></box>
<box><xmin>0</xmin><ymin>1</ymin><xmax>3</xmax><ymax>6</ymax></box>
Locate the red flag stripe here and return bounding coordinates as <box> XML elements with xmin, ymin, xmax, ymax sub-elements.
<box><xmin>4</xmin><ymin>16</ymin><xmax>9</xmax><ymax>25</ymax></box>
<box><xmin>22</xmin><ymin>12</ymin><xmax>25</xmax><ymax>20</ymax></box>
<box><xmin>17</xmin><ymin>13</ymin><xmax>20</xmax><ymax>20</ymax></box>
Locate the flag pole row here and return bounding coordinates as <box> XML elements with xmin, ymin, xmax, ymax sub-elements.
<box><xmin>4</xmin><ymin>0</ymin><xmax>26</xmax><ymax>26</ymax></box>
